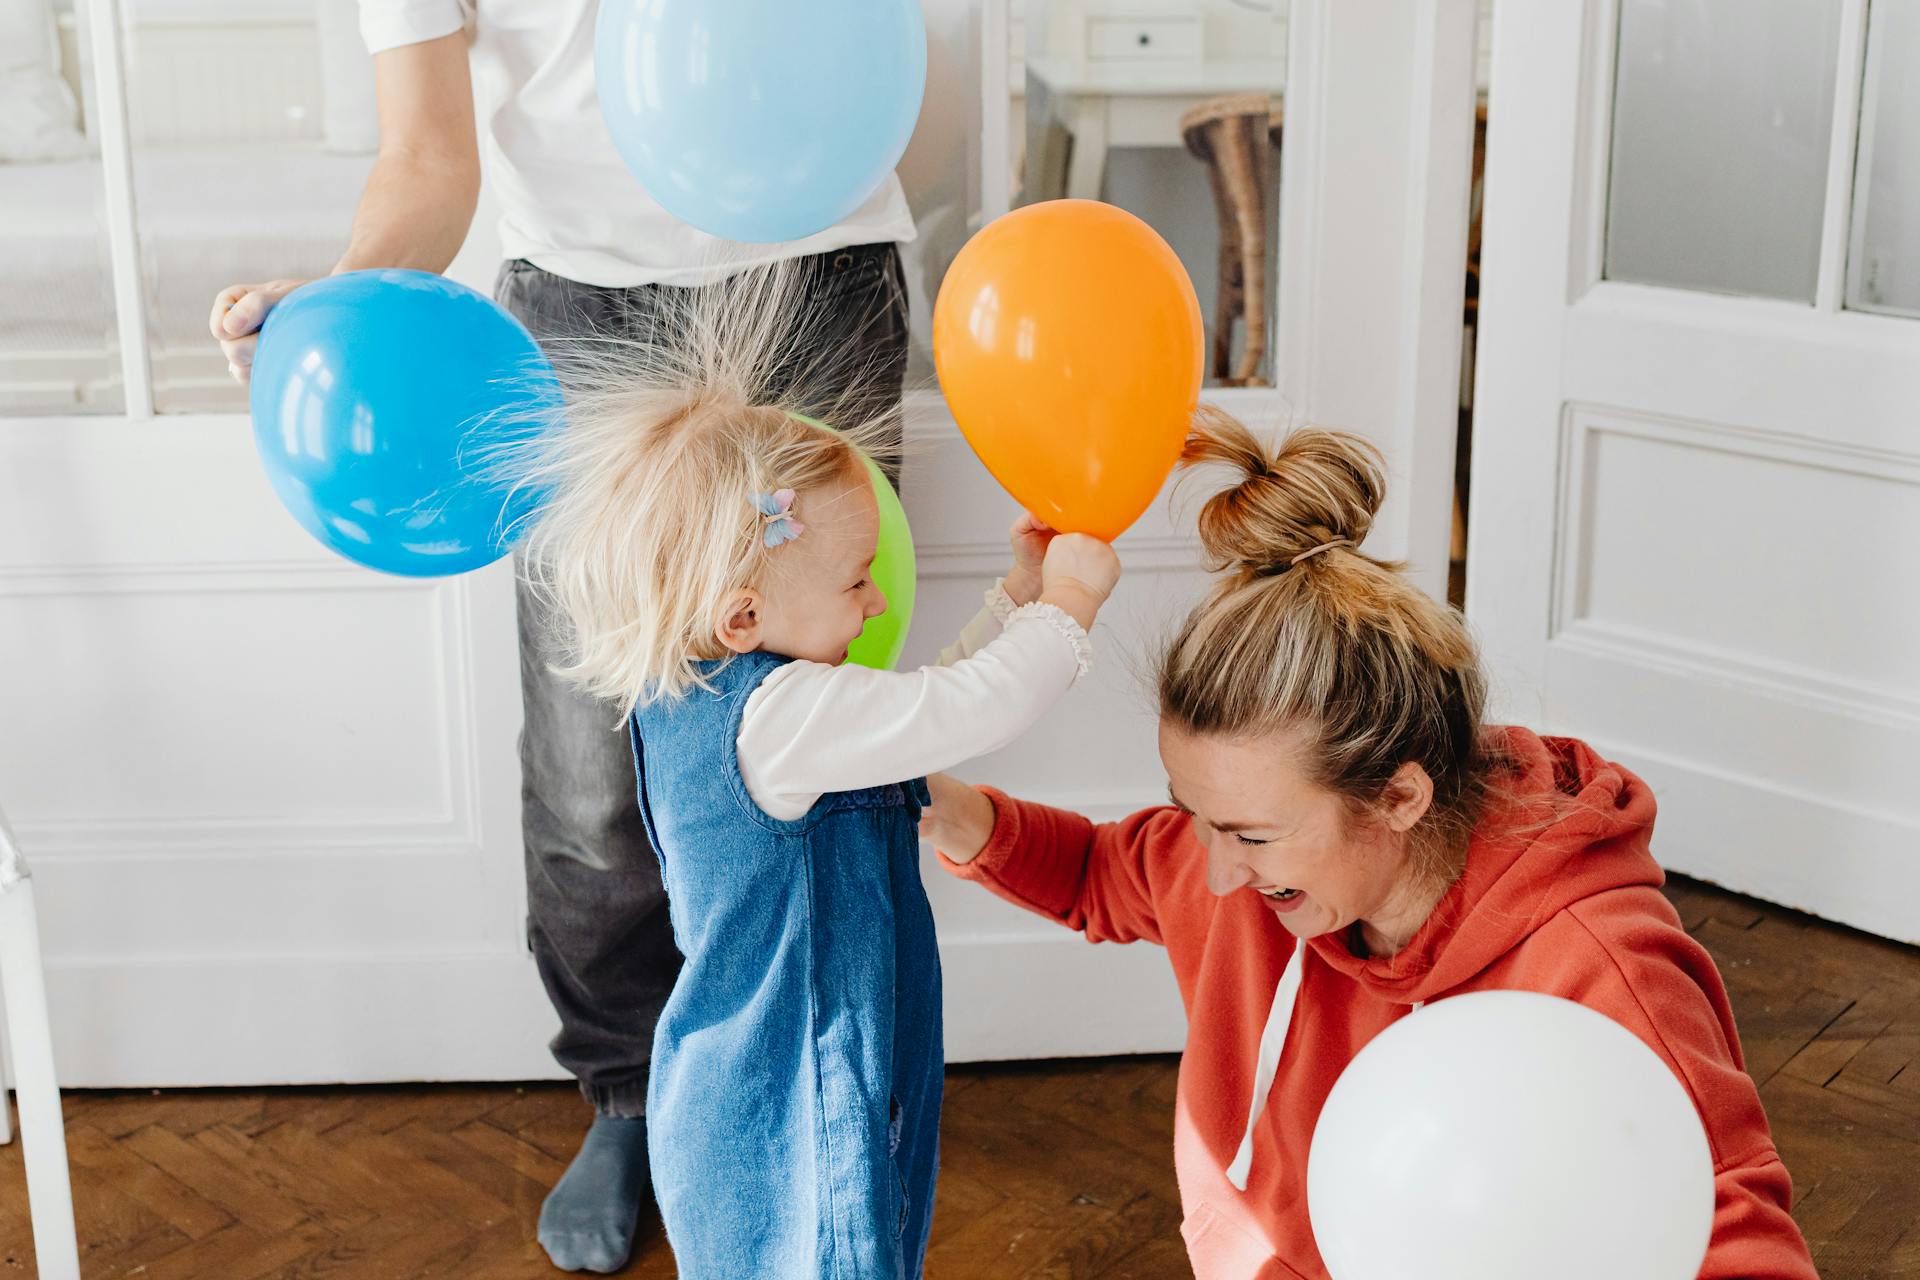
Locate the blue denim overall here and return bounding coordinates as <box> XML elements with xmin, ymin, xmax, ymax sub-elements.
<box><xmin>630</xmin><ymin>650</ymin><xmax>943</xmax><ymax>1279</ymax></box>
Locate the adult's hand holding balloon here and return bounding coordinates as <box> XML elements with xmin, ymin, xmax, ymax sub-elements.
<box><xmin>249</xmin><ymin>270</ymin><xmax>560</xmax><ymax>577</ymax></box>
<box><xmin>1307</xmin><ymin>991</ymin><xmax>1715</xmax><ymax>1280</ymax></box>
<box><xmin>932</xmin><ymin>200</ymin><xmax>1203</xmax><ymax>541</ymax></box>
<box><xmin>595</xmin><ymin>0</ymin><xmax>926</xmax><ymax>243</ymax></box>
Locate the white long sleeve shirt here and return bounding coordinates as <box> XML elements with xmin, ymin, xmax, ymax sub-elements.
<box><xmin>735</xmin><ymin>585</ymin><xmax>1091</xmax><ymax>821</ymax></box>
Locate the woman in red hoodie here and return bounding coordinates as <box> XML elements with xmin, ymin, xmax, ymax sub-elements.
<box><xmin>921</xmin><ymin>413</ymin><xmax>1818</xmax><ymax>1280</ymax></box>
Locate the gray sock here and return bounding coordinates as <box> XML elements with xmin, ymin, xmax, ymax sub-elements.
<box><xmin>537</xmin><ymin>1114</ymin><xmax>651</xmax><ymax>1273</ymax></box>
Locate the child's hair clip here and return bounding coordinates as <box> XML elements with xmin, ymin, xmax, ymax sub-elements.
<box><xmin>754</xmin><ymin>488</ymin><xmax>806</xmax><ymax>548</ymax></box>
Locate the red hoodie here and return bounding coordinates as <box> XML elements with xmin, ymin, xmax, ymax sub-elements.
<box><xmin>939</xmin><ymin>729</ymin><xmax>1816</xmax><ymax>1280</ymax></box>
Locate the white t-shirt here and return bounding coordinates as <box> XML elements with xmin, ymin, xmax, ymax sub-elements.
<box><xmin>735</xmin><ymin>585</ymin><xmax>1093</xmax><ymax>822</ymax></box>
<box><xmin>358</xmin><ymin>0</ymin><xmax>919</xmax><ymax>288</ymax></box>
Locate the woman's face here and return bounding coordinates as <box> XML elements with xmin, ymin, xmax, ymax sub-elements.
<box><xmin>1157</xmin><ymin>720</ymin><xmax>1431</xmax><ymax>944</ymax></box>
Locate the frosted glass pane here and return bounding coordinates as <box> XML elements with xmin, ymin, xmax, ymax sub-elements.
<box><xmin>123</xmin><ymin>0</ymin><xmax>374</xmax><ymax>414</ymax></box>
<box><xmin>0</xmin><ymin>1</ymin><xmax>124</xmax><ymax>415</ymax></box>
<box><xmin>1847</xmin><ymin>0</ymin><xmax>1920</xmax><ymax>318</ymax></box>
<box><xmin>1605</xmin><ymin>0</ymin><xmax>1841</xmax><ymax>302</ymax></box>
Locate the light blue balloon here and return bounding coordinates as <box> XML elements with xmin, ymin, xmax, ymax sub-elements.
<box><xmin>595</xmin><ymin>0</ymin><xmax>927</xmax><ymax>244</ymax></box>
<box><xmin>249</xmin><ymin>270</ymin><xmax>561</xmax><ymax>577</ymax></box>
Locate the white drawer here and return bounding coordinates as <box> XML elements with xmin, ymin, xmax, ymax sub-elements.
<box><xmin>1084</xmin><ymin>15</ymin><xmax>1202</xmax><ymax>62</ymax></box>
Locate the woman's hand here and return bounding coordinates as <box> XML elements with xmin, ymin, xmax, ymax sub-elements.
<box><xmin>209</xmin><ymin>279</ymin><xmax>309</xmax><ymax>384</ymax></box>
<box><xmin>920</xmin><ymin>773</ymin><xmax>998</xmax><ymax>864</ymax></box>
<box><xmin>1004</xmin><ymin>512</ymin><xmax>1056</xmax><ymax>606</ymax></box>
<box><xmin>1039</xmin><ymin>534</ymin><xmax>1121</xmax><ymax>632</ymax></box>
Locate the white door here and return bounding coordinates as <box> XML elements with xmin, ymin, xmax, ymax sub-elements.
<box><xmin>0</xmin><ymin>0</ymin><xmax>556</xmax><ymax>1086</ymax></box>
<box><xmin>1470</xmin><ymin>0</ymin><xmax>1920</xmax><ymax>942</ymax></box>
<box><xmin>0</xmin><ymin>0</ymin><xmax>1474</xmax><ymax>1084</ymax></box>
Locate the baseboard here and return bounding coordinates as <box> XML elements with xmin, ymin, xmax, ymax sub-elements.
<box><xmin>40</xmin><ymin>927</ymin><xmax>1186</xmax><ymax>1088</ymax></box>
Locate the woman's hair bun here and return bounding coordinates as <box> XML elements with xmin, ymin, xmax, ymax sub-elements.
<box><xmin>1181</xmin><ymin>405</ymin><xmax>1386</xmax><ymax>576</ymax></box>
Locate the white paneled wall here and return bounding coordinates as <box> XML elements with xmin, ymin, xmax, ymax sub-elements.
<box><xmin>0</xmin><ymin>419</ymin><xmax>540</xmax><ymax>1086</ymax></box>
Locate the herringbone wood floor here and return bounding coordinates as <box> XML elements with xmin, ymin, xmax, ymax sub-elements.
<box><xmin>2</xmin><ymin>875</ymin><xmax>1915</xmax><ymax>1278</ymax></box>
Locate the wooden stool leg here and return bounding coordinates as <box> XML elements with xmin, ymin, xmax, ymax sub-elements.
<box><xmin>1184</xmin><ymin>93</ymin><xmax>1281</xmax><ymax>386</ymax></box>
<box><xmin>1217</xmin><ymin>115</ymin><xmax>1269</xmax><ymax>386</ymax></box>
<box><xmin>1198</xmin><ymin>147</ymin><xmax>1241</xmax><ymax>380</ymax></box>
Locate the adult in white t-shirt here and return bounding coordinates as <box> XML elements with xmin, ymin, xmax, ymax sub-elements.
<box><xmin>208</xmin><ymin>4</ymin><xmax>917</xmax><ymax>1272</ymax></box>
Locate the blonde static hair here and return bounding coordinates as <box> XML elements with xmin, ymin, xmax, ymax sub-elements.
<box><xmin>489</xmin><ymin>257</ymin><xmax>904</xmax><ymax>715</ymax></box>
<box><xmin>1158</xmin><ymin>405</ymin><xmax>1499</xmax><ymax>881</ymax></box>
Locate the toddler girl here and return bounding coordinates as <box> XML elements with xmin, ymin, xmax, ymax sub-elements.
<box><xmin>507</xmin><ymin>266</ymin><xmax>1121</xmax><ymax>1279</ymax></box>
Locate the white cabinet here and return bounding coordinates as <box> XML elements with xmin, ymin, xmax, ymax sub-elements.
<box><xmin>1084</xmin><ymin>14</ymin><xmax>1203</xmax><ymax>62</ymax></box>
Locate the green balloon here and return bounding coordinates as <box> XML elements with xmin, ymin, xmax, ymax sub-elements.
<box><xmin>846</xmin><ymin>450</ymin><xmax>916</xmax><ymax>670</ymax></box>
<box><xmin>790</xmin><ymin>414</ymin><xmax>916</xmax><ymax>670</ymax></box>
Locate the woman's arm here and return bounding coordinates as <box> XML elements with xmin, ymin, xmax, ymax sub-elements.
<box><xmin>925</xmin><ymin>780</ymin><xmax>1188</xmax><ymax>947</ymax></box>
<box><xmin>1701</xmin><ymin>1156</ymin><xmax>1818</xmax><ymax>1280</ymax></box>
<box><xmin>1547</xmin><ymin>907</ymin><xmax>1819</xmax><ymax>1280</ymax></box>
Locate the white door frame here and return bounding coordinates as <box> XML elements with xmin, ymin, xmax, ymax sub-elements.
<box><xmin>1273</xmin><ymin>0</ymin><xmax>1478</xmax><ymax>595</ymax></box>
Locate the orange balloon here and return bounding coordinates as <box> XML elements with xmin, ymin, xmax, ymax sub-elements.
<box><xmin>933</xmin><ymin>200</ymin><xmax>1204</xmax><ymax>541</ymax></box>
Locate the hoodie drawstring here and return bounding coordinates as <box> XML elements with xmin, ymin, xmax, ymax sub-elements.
<box><xmin>1225</xmin><ymin>943</ymin><xmax>1303</xmax><ymax>1191</ymax></box>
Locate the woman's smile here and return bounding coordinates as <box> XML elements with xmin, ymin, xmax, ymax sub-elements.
<box><xmin>1255</xmin><ymin>885</ymin><xmax>1306</xmax><ymax>913</ymax></box>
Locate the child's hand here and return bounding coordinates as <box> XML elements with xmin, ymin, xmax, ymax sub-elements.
<box><xmin>1005</xmin><ymin>513</ymin><xmax>1056</xmax><ymax>606</ymax></box>
<box><xmin>1039</xmin><ymin>534</ymin><xmax>1121</xmax><ymax>631</ymax></box>
<box><xmin>920</xmin><ymin>773</ymin><xmax>998</xmax><ymax>864</ymax></box>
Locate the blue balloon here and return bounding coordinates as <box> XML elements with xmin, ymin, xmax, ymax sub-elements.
<box><xmin>595</xmin><ymin>0</ymin><xmax>927</xmax><ymax>244</ymax></box>
<box><xmin>249</xmin><ymin>270</ymin><xmax>561</xmax><ymax>578</ymax></box>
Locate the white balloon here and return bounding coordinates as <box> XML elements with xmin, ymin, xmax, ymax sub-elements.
<box><xmin>1307</xmin><ymin>991</ymin><xmax>1714</xmax><ymax>1280</ymax></box>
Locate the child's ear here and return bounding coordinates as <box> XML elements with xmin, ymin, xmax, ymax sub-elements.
<box><xmin>714</xmin><ymin>590</ymin><xmax>764</xmax><ymax>654</ymax></box>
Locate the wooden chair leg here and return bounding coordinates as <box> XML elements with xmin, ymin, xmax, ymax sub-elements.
<box><xmin>1215</xmin><ymin>114</ymin><xmax>1269</xmax><ymax>385</ymax></box>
